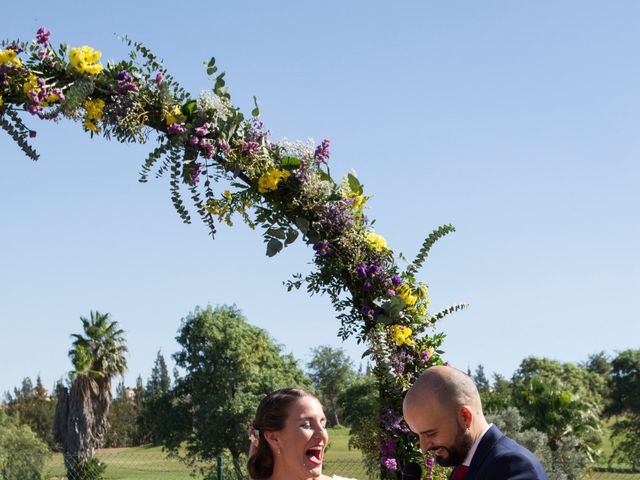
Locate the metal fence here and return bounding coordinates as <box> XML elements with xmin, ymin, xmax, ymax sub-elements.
<box><xmin>39</xmin><ymin>449</ymin><xmax>640</xmax><ymax>480</ymax></box>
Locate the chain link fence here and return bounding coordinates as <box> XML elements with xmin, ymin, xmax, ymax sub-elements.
<box><xmin>37</xmin><ymin>449</ymin><xmax>640</xmax><ymax>480</ymax></box>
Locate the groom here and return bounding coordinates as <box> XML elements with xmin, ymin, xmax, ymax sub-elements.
<box><xmin>403</xmin><ymin>365</ymin><xmax>548</xmax><ymax>480</ymax></box>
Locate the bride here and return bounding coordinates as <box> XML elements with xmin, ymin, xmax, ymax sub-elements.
<box><xmin>248</xmin><ymin>388</ymin><xmax>356</xmax><ymax>480</ymax></box>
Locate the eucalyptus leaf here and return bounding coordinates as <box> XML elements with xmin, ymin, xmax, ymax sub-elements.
<box><xmin>266</xmin><ymin>238</ymin><xmax>283</xmax><ymax>257</ymax></box>
<box><xmin>266</xmin><ymin>228</ymin><xmax>286</xmax><ymax>239</ymax></box>
<box><xmin>294</xmin><ymin>216</ymin><xmax>310</xmax><ymax>234</ymax></box>
<box><xmin>285</xmin><ymin>228</ymin><xmax>299</xmax><ymax>246</ymax></box>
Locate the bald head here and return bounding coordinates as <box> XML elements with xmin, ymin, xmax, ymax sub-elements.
<box><xmin>404</xmin><ymin>366</ymin><xmax>483</xmax><ymax>416</ymax></box>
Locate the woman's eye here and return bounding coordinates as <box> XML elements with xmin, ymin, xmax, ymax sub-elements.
<box><xmin>301</xmin><ymin>421</ymin><xmax>312</xmax><ymax>429</ymax></box>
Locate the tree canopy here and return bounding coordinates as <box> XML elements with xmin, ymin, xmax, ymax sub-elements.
<box><xmin>156</xmin><ymin>305</ymin><xmax>311</xmax><ymax>479</ymax></box>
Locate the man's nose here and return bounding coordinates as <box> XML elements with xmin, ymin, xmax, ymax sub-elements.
<box><xmin>419</xmin><ymin>436</ymin><xmax>431</xmax><ymax>453</ymax></box>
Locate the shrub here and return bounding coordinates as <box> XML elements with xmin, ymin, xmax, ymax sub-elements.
<box><xmin>0</xmin><ymin>410</ymin><xmax>50</xmax><ymax>480</ymax></box>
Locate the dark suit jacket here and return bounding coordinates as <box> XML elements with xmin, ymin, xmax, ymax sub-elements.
<box><xmin>463</xmin><ymin>425</ymin><xmax>548</xmax><ymax>480</ymax></box>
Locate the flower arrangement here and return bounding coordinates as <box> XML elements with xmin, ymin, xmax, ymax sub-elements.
<box><xmin>1</xmin><ymin>29</ymin><xmax>466</xmax><ymax>477</ymax></box>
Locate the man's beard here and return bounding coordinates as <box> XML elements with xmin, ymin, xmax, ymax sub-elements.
<box><xmin>431</xmin><ymin>426</ymin><xmax>474</xmax><ymax>468</ymax></box>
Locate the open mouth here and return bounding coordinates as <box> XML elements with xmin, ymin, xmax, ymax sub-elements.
<box><xmin>305</xmin><ymin>446</ymin><xmax>324</xmax><ymax>466</ymax></box>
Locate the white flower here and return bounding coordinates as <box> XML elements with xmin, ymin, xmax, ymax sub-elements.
<box><xmin>277</xmin><ymin>137</ymin><xmax>315</xmax><ymax>160</ymax></box>
<box><xmin>197</xmin><ymin>90</ymin><xmax>230</xmax><ymax>120</ymax></box>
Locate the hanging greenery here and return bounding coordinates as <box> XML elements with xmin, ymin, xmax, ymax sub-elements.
<box><xmin>1</xmin><ymin>28</ymin><xmax>466</xmax><ymax>477</ymax></box>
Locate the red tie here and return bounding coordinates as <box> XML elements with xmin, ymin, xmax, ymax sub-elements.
<box><xmin>450</xmin><ymin>465</ymin><xmax>469</xmax><ymax>480</ymax></box>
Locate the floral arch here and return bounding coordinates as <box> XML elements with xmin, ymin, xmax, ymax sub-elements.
<box><xmin>1</xmin><ymin>29</ymin><xmax>465</xmax><ymax>477</ymax></box>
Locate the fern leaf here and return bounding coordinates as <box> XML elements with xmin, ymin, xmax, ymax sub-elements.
<box><xmin>406</xmin><ymin>224</ymin><xmax>456</xmax><ymax>276</ymax></box>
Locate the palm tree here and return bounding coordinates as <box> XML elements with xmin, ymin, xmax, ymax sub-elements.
<box><xmin>54</xmin><ymin>311</ymin><xmax>128</xmax><ymax>479</ymax></box>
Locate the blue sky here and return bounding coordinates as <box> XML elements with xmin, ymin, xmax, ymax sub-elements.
<box><xmin>1</xmin><ymin>1</ymin><xmax>638</xmax><ymax>394</ymax></box>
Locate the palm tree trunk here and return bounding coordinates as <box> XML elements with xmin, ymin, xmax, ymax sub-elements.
<box><xmin>53</xmin><ymin>375</ymin><xmax>113</xmax><ymax>479</ymax></box>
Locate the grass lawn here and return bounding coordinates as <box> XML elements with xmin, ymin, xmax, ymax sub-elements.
<box><xmin>44</xmin><ymin>428</ymin><xmax>640</xmax><ymax>480</ymax></box>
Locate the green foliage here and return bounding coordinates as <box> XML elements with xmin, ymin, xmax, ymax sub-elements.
<box><xmin>3</xmin><ymin>376</ymin><xmax>58</xmax><ymax>449</ymax></box>
<box><xmin>0</xmin><ymin>108</ymin><xmax>39</xmax><ymax>160</ymax></box>
<box><xmin>77</xmin><ymin>457</ymin><xmax>107</xmax><ymax>480</ymax></box>
<box><xmin>155</xmin><ymin>305</ymin><xmax>311</xmax><ymax>479</ymax></box>
<box><xmin>104</xmin><ymin>383</ymin><xmax>140</xmax><ymax>448</ymax></box>
<box><xmin>488</xmin><ymin>407</ymin><xmax>590</xmax><ymax>480</ymax></box>
<box><xmin>480</xmin><ymin>373</ymin><xmax>514</xmax><ymax>415</ymax></box>
<box><xmin>0</xmin><ymin>409</ymin><xmax>50</xmax><ymax>480</ymax></box>
<box><xmin>511</xmin><ymin>358</ymin><xmax>604</xmax><ymax>461</ymax></box>
<box><xmin>307</xmin><ymin>346</ymin><xmax>357</xmax><ymax>426</ymax></box>
<box><xmin>69</xmin><ymin>311</ymin><xmax>128</xmax><ymax>378</ymax></box>
<box><xmin>605</xmin><ymin>349</ymin><xmax>640</xmax><ymax>468</ymax></box>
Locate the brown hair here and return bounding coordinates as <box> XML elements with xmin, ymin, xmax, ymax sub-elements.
<box><xmin>247</xmin><ymin>388</ymin><xmax>317</xmax><ymax>479</ymax></box>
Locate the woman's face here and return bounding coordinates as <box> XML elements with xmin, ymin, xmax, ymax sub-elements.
<box><xmin>269</xmin><ymin>395</ymin><xmax>329</xmax><ymax>479</ymax></box>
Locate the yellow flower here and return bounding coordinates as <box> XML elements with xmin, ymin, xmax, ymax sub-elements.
<box><xmin>0</xmin><ymin>49</ymin><xmax>22</xmax><ymax>67</ymax></box>
<box><xmin>165</xmin><ymin>105</ymin><xmax>186</xmax><ymax>125</ymax></box>
<box><xmin>83</xmin><ymin>119</ymin><xmax>100</xmax><ymax>132</ymax></box>
<box><xmin>23</xmin><ymin>74</ymin><xmax>41</xmax><ymax>98</ymax></box>
<box><xmin>390</xmin><ymin>325</ymin><xmax>413</xmax><ymax>346</ymax></box>
<box><xmin>365</xmin><ymin>231</ymin><xmax>388</xmax><ymax>252</ymax></box>
<box><xmin>397</xmin><ymin>285</ymin><xmax>418</xmax><ymax>307</ymax></box>
<box><xmin>0</xmin><ymin>95</ymin><xmax>3</xmax><ymax>107</ymax></box>
<box><xmin>223</xmin><ymin>190</ymin><xmax>233</xmax><ymax>201</ymax></box>
<box><xmin>82</xmin><ymin>98</ymin><xmax>105</xmax><ymax>132</ymax></box>
<box><xmin>69</xmin><ymin>46</ymin><xmax>103</xmax><ymax>75</ymax></box>
<box><xmin>347</xmin><ymin>192</ymin><xmax>365</xmax><ymax>209</ymax></box>
<box><xmin>257</xmin><ymin>169</ymin><xmax>290</xmax><ymax>193</ymax></box>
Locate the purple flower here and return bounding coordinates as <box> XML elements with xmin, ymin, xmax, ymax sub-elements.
<box><xmin>387</xmin><ymin>289</ymin><xmax>396</xmax><ymax>297</ymax></box>
<box><xmin>363</xmin><ymin>282</ymin><xmax>372</xmax><ymax>292</ymax></box>
<box><xmin>29</xmin><ymin>130</ymin><xmax>37</xmax><ymax>138</ymax></box>
<box><xmin>356</xmin><ymin>263</ymin><xmax>367</xmax><ymax>279</ymax></box>
<box><xmin>425</xmin><ymin>456</ymin><xmax>435</xmax><ymax>468</ymax></box>
<box><xmin>188</xmin><ymin>135</ymin><xmax>199</xmax><ymax>145</ymax></box>
<box><xmin>360</xmin><ymin>306</ymin><xmax>375</xmax><ymax>321</ymax></box>
<box><xmin>240</xmin><ymin>140</ymin><xmax>259</xmax><ymax>154</ymax></box>
<box><xmin>313</xmin><ymin>240</ymin><xmax>334</xmax><ymax>256</ymax></box>
<box><xmin>381</xmin><ymin>457</ymin><xmax>398</xmax><ymax>472</ymax></box>
<box><xmin>380</xmin><ymin>438</ymin><xmax>397</xmax><ymax>455</ymax></box>
<box><xmin>314</xmin><ymin>138</ymin><xmax>331</xmax><ymax>164</ymax></box>
<box><xmin>421</xmin><ymin>349</ymin><xmax>431</xmax><ymax>364</ymax></box>
<box><xmin>217</xmin><ymin>140</ymin><xmax>231</xmax><ymax>154</ymax></box>
<box><xmin>194</xmin><ymin>124</ymin><xmax>210</xmax><ymax>137</ymax></box>
<box><xmin>367</xmin><ymin>264</ymin><xmax>382</xmax><ymax>276</ymax></box>
<box><xmin>190</xmin><ymin>162</ymin><xmax>202</xmax><ymax>186</ymax></box>
<box><xmin>167</xmin><ymin>123</ymin><xmax>186</xmax><ymax>135</ymax></box>
<box><xmin>155</xmin><ymin>71</ymin><xmax>164</xmax><ymax>85</ymax></box>
<box><xmin>36</xmin><ymin>27</ymin><xmax>51</xmax><ymax>46</ymax></box>
<box><xmin>391</xmin><ymin>275</ymin><xmax>402</xmax><ymax>287</ymax></box>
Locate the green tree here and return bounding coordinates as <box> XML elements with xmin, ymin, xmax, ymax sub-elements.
<box><xmin>146</xmin><ymin>350</ymin><xmax>171</xmax><ymax>397</ymax></box>
<box><xmin>481</xmin><ymin>373</ymin><xmax>514</xmax><ymax>415</ymax></box>
<box><xmin>511</xmin><ymin>357</ymin><xmax>603</xmax><ymax>460</ymax></box>
<box><xmin>337</xmin><ymin>372</ymin><xmax>379</xmax><ymax>454</ymax></box>
<box><xmin>605</xmin><ymin>349</ymin><xmax>640</xmax><ymax>468</ymax></box>
<box><xmin>3</xmin><ymin>376</ymin><xmax>58</xmax><ymax>449</ymax></box>
<box><xmin>307</xmin><ymin>345</ymin><xmax>356</xmax><ymax>426</ymax></box>
<box><xmin>471</xmin><ymin>364</ymin><xmax>490</xmax><ymax>393</ymax></box>
<box><xmin>104</xmin><ymin>380</ymin><xmax>139</xmax><ymax>448</ymax></box>
<box><xmin>0</xmin><ymin>409</ymin><xmax>50</xmax><ymax>480</ymax></box>
<box><xmin>158</xmin><ymin>305</ymin><xmax>311</xmax><ymax>479</ymax></box>
<box><xmin>53</xmin><ymin>311</ymin><xmax>128</xmax><ymax>479</ymax></box>
<box><xmin>139</xmin><ymin>352</ymin><xmax>172</xmax><ymax>445</ymax></box>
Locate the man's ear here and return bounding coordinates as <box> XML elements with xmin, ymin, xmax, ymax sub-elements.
<box><xmin>458</xmin><ymin>405</ymin><xmax>473</xmax><ymax>430</ymax></box>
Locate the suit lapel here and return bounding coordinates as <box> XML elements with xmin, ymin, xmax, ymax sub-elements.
<box><xmin>466</xmin><ymin>425</ymin><xmax>503</xmax><ymax>479</ymax></box>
